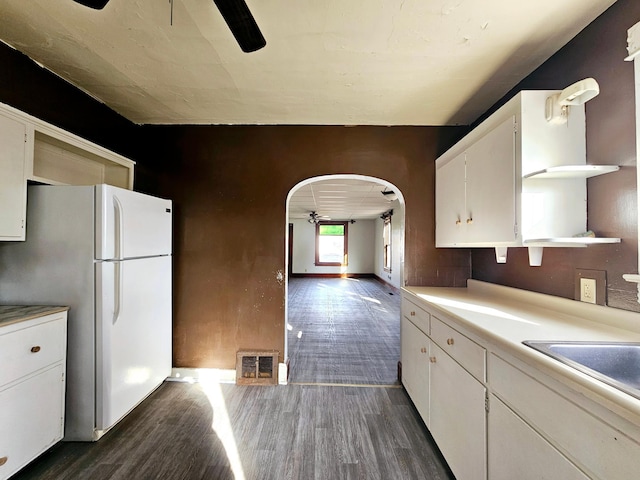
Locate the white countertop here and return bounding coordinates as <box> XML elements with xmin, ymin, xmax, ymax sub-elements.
<box><xmin>403</xmin><ymin>280</ymin><xmax>640</xmax><ymax>424</ymax></box>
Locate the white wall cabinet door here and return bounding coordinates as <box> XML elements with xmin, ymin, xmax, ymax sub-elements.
<box><xmin>0</xmin><ymin>113</ymin><xmax>28</xmax><ymax>241</ymax></box>
<box><xmin>429</xmin><ymin>341</ymin><xmax>486</xmax><ymax>480</ymax></box>
<box><xmin>488</xmin><ymin>394</ymin><xmax>589</xmax><ymax>480</ymax></box>
<box><xmin>465</xmin><ymin>116</ymin><xmax>516</xmax><ymax>244</ymax></box>
<box><xmin>400</xmin><ymin>317</ymin><xmax>430</xmax><ymax>425</ymax></box>
<box><xmin>435</xmin><ymin>151</ymin><xmax>466</xmax><ymax>246</ymax></box>
<box><xmin>436</xmin><ymin>116</ymin><xmax>516</xmax><ymax>247</ymax></box>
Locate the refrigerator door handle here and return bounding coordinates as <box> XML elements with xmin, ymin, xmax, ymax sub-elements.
<box><xmin>113</xmin><ymin>261</ymin><xmax>123</xmax><ymax>324</ymax></box>
<box><xmin>113</xmin><ymin>195</ymin><xmax>124</xmax><ymax>260</ymax></box>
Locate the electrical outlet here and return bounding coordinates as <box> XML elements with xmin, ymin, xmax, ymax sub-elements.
<box><xmin>575</xmin><ymin>269</ymin><xmax>607</xmax><ymax>306</ymax></box>
<box><xmin>580</xmin><ymin>278</ymin><xmax>597</xmax><ymax>304</ymax></box>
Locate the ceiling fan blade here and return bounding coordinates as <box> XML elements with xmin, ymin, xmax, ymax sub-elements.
<box><xmin>213</xmin><ymin>0</ymin><xmax>266</xmax><ymax>53</ymax></box>
<box><xmin>72</xmin><ymin>0</ymin><xmax>110</xmax><ymax>9</ymax></box>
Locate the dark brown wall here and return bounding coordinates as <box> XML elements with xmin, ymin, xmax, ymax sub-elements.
<box><xmin>0</xmin><ymin>44</ymin><xmax>140</xmax><ymax>160</ymax></box>
<box><xmin>138</xmin><ymin>125</ymin><xmax>469</xmax><ymax>368</ymax></box>
<box><xmin>470</xmin><ymin>0</ymin><xmax>640</xmax><ymax>311</ymax></box>
<box><xmin>0</xmin><ymin>35</ymin><xmax>469</xmax><ymax>370</ymax></box>
<box><xmin>2</xmin><ymin>0</ymin><xmax>638</xmax><ymax>369</ymax></box>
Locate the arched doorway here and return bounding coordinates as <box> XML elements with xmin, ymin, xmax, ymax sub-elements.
<box><xmin>284</xmin><ymin>174</ymin><xmax>406</xmax><ymax>384</ymax></box>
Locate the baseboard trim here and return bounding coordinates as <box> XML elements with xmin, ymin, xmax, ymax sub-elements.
<box><xmin>290</xmin><ymin>273</ymin><xmax>377</xmax><ymax>279</ymax></box>
<box><xmin>373</xmin><ymin>275</ymin><xmax>401</xmax><ymax>294</ymax></box>
<box><xmin>168</xmin><ymin>367</ymin><xmax>236</xmax><ymax>384</ymax></box>
<box><xmin>169</xmin><ymin>364</ymin><xmax>289</xmax><ymax>385</ymax></box>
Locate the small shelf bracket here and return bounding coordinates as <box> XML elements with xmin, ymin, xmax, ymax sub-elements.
<box><xmin>495</xmin><ymin>247</ymin><xmax>508</xmax><ymax>263</ymax></box>
<box><xmin>527</xmin><ymin>247</ymin><xmax>544</xmax><ymax>267</ymax></box>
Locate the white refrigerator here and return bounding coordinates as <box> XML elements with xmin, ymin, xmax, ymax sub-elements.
<box><xmin>0</xmin><ymin>184</ymin><xmax>172</xmax><ymax>441</ymax></box>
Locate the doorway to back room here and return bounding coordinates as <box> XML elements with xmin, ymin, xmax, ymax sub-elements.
<box><xmin>284</xmin><ymin>175</ymin><xmax>406</xmax><ymax>385</ymax></box>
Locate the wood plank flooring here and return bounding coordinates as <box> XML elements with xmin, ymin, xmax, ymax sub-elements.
<box><xmin>13</xmin><ymin>382</ymin><xmax>453</xmax><ymax>480</ymax></box>
<box><xmin>287</xmin><ymin>277</ymin><xmax>401</xmax><ymax>385</ymax></box>
<box><xmin>13</xmin><ymin>277</ymin><xmax>454</xmax><ymax>479</ymax></box>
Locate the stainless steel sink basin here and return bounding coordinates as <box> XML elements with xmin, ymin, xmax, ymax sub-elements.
<box><xmin>523</xmin><ymin>341</ymin><xmax>640</xmax><ymax>400</ymax></box>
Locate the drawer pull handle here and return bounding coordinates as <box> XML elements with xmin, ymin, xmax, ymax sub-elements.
<box><xmin>466</xmin><ymin>218</ymin><xmax>473</xmax><ymax>224</ymax></box>
<box><xmin>410</xmin><ymin>311</ymin><xmax>416</xmax><ymax>316</ymax></box>
<box><xmin>0</xmin><ymin>456</ymin><xmax>7</xmax><ymax>466</ymax></box>
<box><xmin>446</xmin><ymin>338</ymin><xmax>455</xmax><ymax>346</ymax></box>
<box><xmin>455</xmin><ymin>219</ymin><xmax>461</xmax><ymax>225</ymax></box>
<box><xmin>31</xmin><ymin>346</ymin><xmax>41</xmax><ymax>353</ymax></box>
<box><xmin>429</xmin><ymin>356</ymin><xmax>437</xmax><ymax>363</ymax></box>
<box><xmin>420</xmin><ymin>347</ymin><xmax>427</xmax><ymax>353</ymax></box>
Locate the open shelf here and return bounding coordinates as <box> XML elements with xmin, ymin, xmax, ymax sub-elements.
<box><xmin>523</xmin><ymin>237</ymin><xmax>621</xmax><ymax>247</ymax></box>
<box><xmin>523</xmin><ymin>165</ymin><xmax>619</xmax><ymax>179</ymax></box>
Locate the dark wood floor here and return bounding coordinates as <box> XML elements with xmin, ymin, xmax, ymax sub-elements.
<box><xmin>14</xmin><ymin>382</ymin><xmax>453</xmax><ymax>480</ymax></box>
<box><xmin>287</xmin><ymin>277</ymin><xmax>401</xmax><ymax>385</ymax></box>
<box><xmin>14</xmin><ymin>278</ymin><xmax>453</xmax><ymax>479</ymax></box>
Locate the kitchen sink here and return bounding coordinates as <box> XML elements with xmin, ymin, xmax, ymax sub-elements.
<box><xmin>522</xmin><ymin>341</ymin><xmax>640</xmax><ymax>400</ymax></box>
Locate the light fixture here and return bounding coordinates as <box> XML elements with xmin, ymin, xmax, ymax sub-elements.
<box><xmin>381</xmin><ymin>189</ymin><xmax>398</xmax><ymax>201</ymax></box>
<box><xmin>545</xmin><ymin>78</ymin><xmax>600</xmax><ymax>124</ymax></box>
<box><xmin>72</xmin><ymin>0</ymin><xmax>266</xmax><ymax>53</ymax></box>
<box><xmin>308</xmin><ymin>212</ymin><xmax>319</xmax><ymax>224</ymax></box>
<box><xmin>380</xmin><ymin>209</ymin><xmax>394</xmax><ymax>220</ymax></box>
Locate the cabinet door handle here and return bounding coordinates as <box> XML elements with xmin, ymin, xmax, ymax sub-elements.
<box><xmin>0</xmin><ymin>456</ymin><xmax>7</xmax><ymax>466</ymax></box>
<box><xmin>410</xmin><ymin>311</ymin><xmax>416</xmax><ymax>316</ymax></box>
<box><xmin>455</xmin><ymin>219</ymin><xmax>461</xmax><ymax>225</ymax></box>
<box><xmin>429</xmin><ymin>356</ymin><xmax>437</xmax><ymax>363</ymax></box>
<box><xmin>466</xmin><ymin>218</ymin><xmax>473</xmax><ymax>224</ymax></box>
<box><xmin>30</xmin><ymin>346</ymin><xmax>41</xmax><ymax>353</ymax></box>
<box><xmin>446</xmin><ymin>338</ymin><xmax>455</xmax><ymax>346</ymax></box>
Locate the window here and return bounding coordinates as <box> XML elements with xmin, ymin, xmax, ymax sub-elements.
<box><xmin>382</xmin><ymin>210</ymin><xmax>393</xmax><ymax>272</ymax></box>
<box><xmin>315</xmin><ymin>221</ymin><xmax>348</xmax><ymax>266</ymax></box>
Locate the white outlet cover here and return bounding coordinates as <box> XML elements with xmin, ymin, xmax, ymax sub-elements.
<box><xmin>580</xmin><ymin>277</ymin><xmax>597</xmax><ymax>304</ymax></box>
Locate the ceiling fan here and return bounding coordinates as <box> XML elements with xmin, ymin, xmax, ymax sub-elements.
<box><xmin>72</xmin><ymin>0</ymin><xmax>266</xmax><ymax>53</ymax></box>
<box><xmin>308</xmin><ymin>211</ymin><xmax>331</xmax><ymax>224</ymax></box>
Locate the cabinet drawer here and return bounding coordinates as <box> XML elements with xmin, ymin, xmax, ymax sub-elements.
<box><xmin>431</xmin><ymin>316</ymin><xmax>485</xmax><ymax>382</ymax></box>
<box><xmin>0</xmin><ymin>364</ymin><xmax>64</xmax><ymax>480</ymax></box>
<box><xmin>401</xmin><ymin>296</ymin><xmax>430</xmax><ymax>335</ymax></box>
<box><xmin>490</xmin><ymin>353</ymin><xmax>640</xmax><ymax>480</ymax></box>
<box><xmin>0</xmin><ymin>316</ymin><xmax>66</xmax><ymax>387</ymax></box>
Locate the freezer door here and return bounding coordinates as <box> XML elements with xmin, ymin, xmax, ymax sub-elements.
<box><xmin>95</xmin><ymin>256</ymin><xmax>172</xmax><ymax>433</ymax></box>
<box><xmin>95</xmin><ymin>184</ymin><xmax>172</xmax><ymax>260</ymax></box>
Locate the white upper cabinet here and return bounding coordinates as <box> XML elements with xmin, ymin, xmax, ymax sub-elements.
<box><xmin>0</xmin><ymin>111</ymin><xmax>31</xmax><ymax>241</ymax></box>
<box><xmin>436</xmin><ymin>116</ymin><xmax>516</xmax><ymax>246</ymax></box>
<box><xmin>435</xmin><ymin>90</ymin><xmax>619</xmax><ymax>265</ymax></box>
<box><xmin>0</xmin><ymin>102</ymin><xmax>136</xmax><ymax>242</ymax></box>
<box><xmin>435</xmin><ymin>151</ymin><xmax>466</xmax><ymax>246</ymax></box>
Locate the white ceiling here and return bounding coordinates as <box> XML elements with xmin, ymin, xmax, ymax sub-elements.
<box><xmin>289</xmin><ymin>179</ymin><xmax>398</xmax><ymax>221</ymax></box>
<box><xmin>0</xmin><ymin>0</ymin><xmax>616</xmax><ymax>126</ymax></box>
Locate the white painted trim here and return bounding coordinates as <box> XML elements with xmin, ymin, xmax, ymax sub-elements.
<box><xmin>625</xmin><ymin>21</ymin><xmax>640</xmax><ymax>61</ymax></box>
<box><xmin>623</xmin><ymin>22</ymin><xmax>640</xmax><ymax>303</ymax></box>
<box><xmin>284</xmin><ymin>174</ymin><xmax>406</xmax><ymax>363</ymax></box>
<box><xmin>169</xmin><ymin>367</ymin><xmax>237</xmax><ymax>384</ymax></box>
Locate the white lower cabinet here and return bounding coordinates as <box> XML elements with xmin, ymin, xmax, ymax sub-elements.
<box><xmin>490</xmin><ymin>353</ymin><xmax>640</xmax><ymax>480</ymax></box>
<box><xmin>430</xmin><ymin>341</ymin><xmax>486</xmax><ymax>480</ymax></box>
<box><xmin>0</xmin><ymin>311</ymin><xmax>67</xmax><ymax>480</ymax></box>
<box><xmin>0</xmin><ymin>365</ymin><xmax>65</xmax><ymax>479</ymax></box>
<box><xmin>488</xmin><ymin>394</ymin><xmax>589</xmax><ymax>480</ymax></box>
<box><xmin>400</xmin><ymin>317</ymin><xmax>430</xmax><ymax>425</ymax></box>
<box><xmin>401</xmin><ymin>289</ymin><xmax>640</xmax><ymax>480</ymax></box>
<box><xmin>401</xmin><ymin>292</ymin><xmax>487</xmax><ymax>480</ymax></box>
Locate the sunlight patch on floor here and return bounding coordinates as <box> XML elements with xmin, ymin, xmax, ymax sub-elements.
<box><xmin>199</xmin><ymin>371</ymin><xmax>246</xmax><ymax>480</ymax></box>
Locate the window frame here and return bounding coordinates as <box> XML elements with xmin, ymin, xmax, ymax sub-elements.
<box><xmin>383</xmin><ymin>214</ymin><xmax>392</xmax><ymax>272</ymax></box>
<box><xmin>315</xmin><ymin>221</ymin><xmax>349</xmax><ymax>266</ymax></box>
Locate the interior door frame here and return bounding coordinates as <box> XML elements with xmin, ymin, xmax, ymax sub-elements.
<box><xmin>283</xmin><ymin>174</ymin><xmax>406</xmax><ymax>365</ymax></box>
